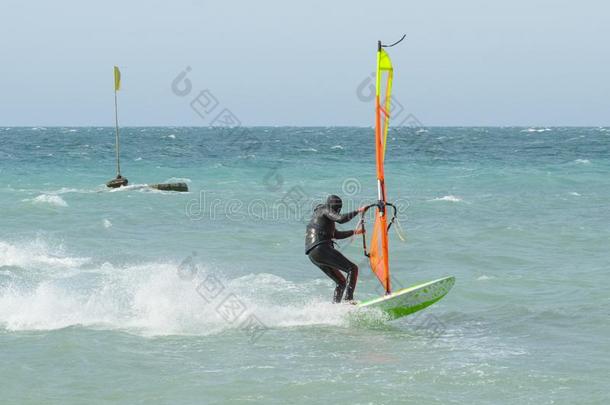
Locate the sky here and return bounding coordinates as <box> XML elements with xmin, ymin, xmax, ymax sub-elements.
<box><xmin>0</xmin><ymin>0</ymin><xmax>608</xmax><ymax>126</ymax></box>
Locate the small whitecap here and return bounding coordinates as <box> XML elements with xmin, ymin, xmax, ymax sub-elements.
<box><xmin>477</xmin><ymin>275</ymin><xmax>492</xmax><ymax>281</ymax></box>
<box><xmin>134</xmin><ymin>157</ymin><xmax>143</xmax><ymax>161</ymax></box>
<box><xmin>331</xmin><ymin>145</ymin><xmax>344</xmax><ymax>150</ymax></box>
<box><xmin>167</xmin><ymin>134</ymin><xmax>176</xmax><ymax>139</ymax></box>
<box><xmin>574</xmin><ymin>159</ymin><xmax>590</xmax><ymax>164</ymax></box>
<box><xmin>569</xmin><ymin>192</ymin><xmax>581</xmax><ymax>196</ymax></box>
<box><xmin>103</xmin><ymin>219</ymin><xmax>112</xmax><ymax>228</ymax></box>
<box><xmin>26</xmin><ymin>194</ymin><xmax>68</xmax><ymax>207</ymax></box>
<box><xmin>431</xmin><ymin>195</ymin><xmax>462</xmax><ymax>202</ymax></box>
<box><xmin>521</xmin><ymin>128</ymin><xmax>551</xmax><ymax>133</ymax></box>
<box><xmin>164</xmin><ymin>177</ymin><xmax>192</xmax><ymax>183</ymax></box>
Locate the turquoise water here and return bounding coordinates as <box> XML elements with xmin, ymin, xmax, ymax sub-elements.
<box><xmin>1</xmin><ymin>127</ymin><xmax>608</xmax><ymax>404</ymax></box>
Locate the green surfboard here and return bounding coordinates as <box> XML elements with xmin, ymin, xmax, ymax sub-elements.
<box><xmin>357</xmin><ymin>276</ymin><xmax>455</xmax><ymax>320</ymax></box>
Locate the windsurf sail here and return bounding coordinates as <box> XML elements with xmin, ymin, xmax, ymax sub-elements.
<box><xmin>360</xmin><ymin>36</ymin><xmax>405</xmax><ymax>295</ymax></box>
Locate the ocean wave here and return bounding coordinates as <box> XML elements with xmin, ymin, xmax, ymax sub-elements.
<box><xmin>163</xmin><ymin>177</ymin><xmax>192</xmax><ymax>184</ymax></box>
<box><xmin>330</xmin><ymin>145</ymin><xmax>344</xmax><ymax>150</ymax></box>
<box><xmin>431</xmin><ymin>195</ymin><xmax>463</xmax><ymax>202</ymax></box>
<box><xmin>521</xmin><ymin>128</ymin><xmax>551</xmax><ymax>133</ymax></box>
<box><xmin>50</xmin><ymin>187</ymin><xmax>94</xmax><ymax>195</ymax></box>
<box><xmin>574</xmin><ymin>159</ymin><xmax>591</xmax><ymax>164</ymax></box>
<box><xmin>25</xmin><ymin>194</ymin><xmax>68</xmax><ymax>207</ymax></box>
<box><xmin>106</xmin><ymin>184</ymin><xmax>149</xmax><ymax>192</ymax></box>
<box><xmin>0</xmin><ymin>240</ymin><xmax>89</xmax><ymax>270</ymax></box>
<box><xmin>0</xmin><ymin>244</ymin><xmax>365</xmax><ymax>335</ymax></box>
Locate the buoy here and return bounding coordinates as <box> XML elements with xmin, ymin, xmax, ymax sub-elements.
<box><xmin>106</xmin><ymin>175</ymin><xmax>128</xmax><ymax>188</ymax></box>
<box><xmin>107</xmin><ymin>66</ymin><xmax>128</xmax><ymax>189</ymax></box>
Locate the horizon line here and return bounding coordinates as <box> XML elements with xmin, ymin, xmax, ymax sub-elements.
<box><xmin>2</xmin><ymin>125</ymin><xmax>609</xmax><ymax>129</ymax></box>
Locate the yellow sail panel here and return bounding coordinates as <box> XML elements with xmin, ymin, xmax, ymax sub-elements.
<box><xmin>375</xmin><ymin>50</ymin><xmax>393</xmax><ymax>162</ymax></box>
<box><xmin>381</xmin><ymin>70</ymin><xmax>393</xmax><ymax>162</ymax></box>
<box><xmin>114</xmin><ymin>66</ymin><xmax>121</xmax><ymax>91</ymax></box>
<box><xmin>378</xmin><ymin>49</ymin><xmax>393</xmax><ymax>71</ymax></box>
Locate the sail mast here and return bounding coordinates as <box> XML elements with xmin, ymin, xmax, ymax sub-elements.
<box><xmin>114</xmin><ymin>80</ymin><xmax>121</xmax><ymax>177</ymax></box>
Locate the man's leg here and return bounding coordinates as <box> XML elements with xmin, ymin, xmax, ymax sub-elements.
<box><xmin>320</xmin><ymin>247</ymin><xmax>359</xmax><ymax>301</ymax></box>
<box><xmin>309</xmin><ymin>255</ymin><xmax>347</xmax><ymax>303</ymax></box>
<box><xmin>309</xmin><ymin>245</ymin><xmax>359</xmax><ymax>301</ymax></box>
<box><xmin>319</xmin><ymin>265</ymin><xmax>347</xmax><ymax>303</ymax></box>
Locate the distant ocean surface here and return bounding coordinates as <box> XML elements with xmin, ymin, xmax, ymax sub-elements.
<box><xmin>1</xmin><ymin>127</ymin><xmax>608</xmax><ymax>404</ymax></box>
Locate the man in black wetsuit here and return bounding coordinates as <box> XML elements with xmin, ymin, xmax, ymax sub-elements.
<box><xmin>305</xmin><ymin>195</ymin><xmax>365</xmax><ymax>303</ymax></box>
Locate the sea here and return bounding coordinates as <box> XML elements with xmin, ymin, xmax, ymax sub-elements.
<box><xmin>0</xmin><ymin>126</ymin><xmax>608</xmax><ymax>404</ymax></box>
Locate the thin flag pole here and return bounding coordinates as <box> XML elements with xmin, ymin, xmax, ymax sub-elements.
<box><xmin>114</xmin><ymin>87</ymin><xmax>121</xmax><ymax>177</ymax></box>
<box><xmin>106</xmin><ymin>66</ymin><xmax>127</xmax><ymax>188</ymax></box>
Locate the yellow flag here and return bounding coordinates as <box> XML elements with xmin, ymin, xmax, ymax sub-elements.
<box><xmin>113</xmin><ymin>66</ymin><xmax>121</xmax><ymax>91</ymax></box>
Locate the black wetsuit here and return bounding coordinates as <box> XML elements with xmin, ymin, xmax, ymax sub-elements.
<box><xmin>305</xmin><ymin>195</ymin><xmax>360</xmax><ymax>303</ymax></box>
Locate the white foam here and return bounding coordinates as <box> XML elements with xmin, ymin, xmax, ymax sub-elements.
<box><xmin>0</xmin><ymin>239</ymin><xmax>89</xmax><ymax>270</ymax></box>
<box><xmin>107</xmin><ymin>184</ymin><xmax>148</xmax><ymax>192</ymax></box>
<box><xmin>0</xmin><ymin>248</ymin><xmax>355</xmax><ymax>335</ymax></box>
<box><xmin>103</xmin><ymin>219</ymin><xmax>112</xmax><ymax>228</ymax></box>
<box><xmin>431</xmin><ymin>195</ymin><xmax>463</xmax><ymax>202</ymax></box>
<box><xmin>49</xmin><ymin>187</ymin><xmax>96</xmax><ymax>195</ymax></box>
<box><xmin>569</xmin><ymin>192</ymin><xmax>581</xmax><ymax>196</ymax></box>
<box><xmin>521</xmin><ymin>128</ymin><xmax>551</xmax><ymax>133</ymax></box>
<box><xmin>163</xmin><ymin>177</ymin><xmax>192</xmax><ymax>184</ymax></box>
<box><xmin>331</xmin><ymin>145</ymin><xmax>344</xmax><ymax>150</ymax></box>
<box><xmin>167</xmin><ymin>134</ymin><xmax>176</xmax><ymax>139</ymax></box>
<box><xmin>26</xmin><ymin>194</ymin><xmax>68</xmax><ymax>207</ymax></box>
<box><xmin>574</xmin><ymin>159</ymin><xmax>590</xmax><ymax>164</ymax></box>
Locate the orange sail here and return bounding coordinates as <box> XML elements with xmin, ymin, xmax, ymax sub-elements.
<box><xmin>368</xmin><ymin>41</ymin><xmax>394</xmax><ymax>294</ymax></box>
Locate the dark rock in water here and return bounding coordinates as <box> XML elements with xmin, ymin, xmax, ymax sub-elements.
<box><xmin>106</xmin><ymin>175</ymin><xmax>128</xmax><ymax>188</ymax></box>
<box><xmin>149</xmin><ymin>182</ymin><xmax>189</xmax><ymax>192</ymax></box>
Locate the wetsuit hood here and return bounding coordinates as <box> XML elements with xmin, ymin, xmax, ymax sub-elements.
<box><xmin>327</xmin><ymin>195</ymin><xmax>342</xmax><ymax>214</ymax></box>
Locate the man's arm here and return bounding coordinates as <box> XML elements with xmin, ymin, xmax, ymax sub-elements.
<box><xmin>323</xmin><ymin>207</ymin><xmax>360</xmax><ymax>224</ymax></box>
<box><xmin>334</xmin><ymin>229</ymin><xmax>354</xmax><ymax>239</ymax></box>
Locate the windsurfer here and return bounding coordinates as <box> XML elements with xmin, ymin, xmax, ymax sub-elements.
<box><xmin>305</xmin><ymin>195</ymin><xmax>365</xmax><ymax>303</ymax></box>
